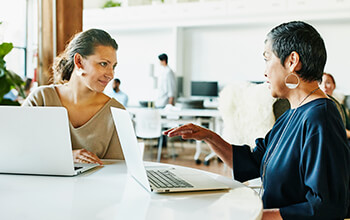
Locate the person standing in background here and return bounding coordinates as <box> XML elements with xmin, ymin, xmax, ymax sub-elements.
<box><xmin>107</xmin><ymin>78</ymin><xmax>128</xmax><ymax>107</ymax></box>
<box><xmin>155</xmin><ymin>53</ymin><xmax>176</xmax><ymax>108</ymax></box>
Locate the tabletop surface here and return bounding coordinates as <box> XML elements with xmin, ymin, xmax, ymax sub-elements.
<box><xmin>0</xmin><ymin>160</ymin><xmax>262</xmax><ymax>220</ymax></box>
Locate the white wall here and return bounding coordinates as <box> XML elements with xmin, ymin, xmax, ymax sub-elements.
<box><xmin>182</xmin><ymin>24</ymin><xmax>268</xmax><ymax>96</ymax></box>
<box><xmin>84</xmin><ymin>0</ymin><xmax>106</xmax><ymax>9</ymax></box>
<box><xmin>315</xmin><ymin>21</ymin><xmax>350</xmax><ymax>93</ymax></box>
<box><xmin>104</xmin><ymin>28</ymin><xmax>177</xmax><ymax>106</ymax></box>
<box><xmin>181</xmin><ymin>21</ymin><xmax>350</xmax><ymax>96</ymax></box>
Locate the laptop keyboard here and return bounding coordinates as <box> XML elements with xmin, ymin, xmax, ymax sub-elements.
<box><xmin>147</xmin><ymin>170</ymin><xmax>193</xmax><ymax>188</ymax></box>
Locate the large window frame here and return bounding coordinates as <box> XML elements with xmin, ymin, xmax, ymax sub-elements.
<box><xmin>0</xmin><ymin>0</ymin><xmax>38</xmax><ymax>80</ymax></box>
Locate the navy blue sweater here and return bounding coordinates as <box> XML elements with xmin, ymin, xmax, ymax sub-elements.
<box><xmin>232</xmin><ymin>98</ymin><xmax>350</xmax><ymax>219</ymax></box>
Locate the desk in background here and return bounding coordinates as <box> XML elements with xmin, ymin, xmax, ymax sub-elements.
<box><xmin>0</xmin><ymin>161</ymin><xmax>262</xmax><ymax>220</ymax></box>
<box><xmin>127</xmin><ymin>107</ymin><xmax>223</xmax><ymax>165</ymax></box>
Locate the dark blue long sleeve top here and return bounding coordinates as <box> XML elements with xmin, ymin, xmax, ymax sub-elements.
<box><xmin>232</xmin><ymin>98</ymin><xmax>350</xmax><ymax>219</ymax></box>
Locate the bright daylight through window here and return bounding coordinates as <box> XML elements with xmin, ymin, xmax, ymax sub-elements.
<box><xmin>0</xmin><ymin>0</ymin><xmax>37</xmax><ymax>80</ymax></box>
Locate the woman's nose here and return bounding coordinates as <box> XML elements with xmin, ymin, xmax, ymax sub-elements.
<box><xmin>106</xmin><ymin>68</ymin><xmax>114</xmax><ymax>79</ymax></box>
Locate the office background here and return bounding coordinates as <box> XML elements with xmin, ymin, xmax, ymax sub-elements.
<box><xmin>84</xmin><ymin>0</ymin><xmax>350</xmax><ymax>106</ymax></box>
<box><xmin>1</xmin><ymin>0</ymin><xmax>350</xmax><ymax>106</ymax></box>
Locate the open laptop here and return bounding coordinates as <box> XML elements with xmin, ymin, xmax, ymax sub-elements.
<box><xmin>0</xmin><ymin>106</ymin><xmax>99</xmax><ymax>176</ymax></box>
<box><xmin>111</xmin><ymin>107</ymin><xmax>230</xmax><ymax>193</ymax></box>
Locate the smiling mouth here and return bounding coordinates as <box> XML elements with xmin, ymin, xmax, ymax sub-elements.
<box><xmin>99</xmin><ymin>80</ymin><xmax>109</xmax><ymax>86</ymax></box>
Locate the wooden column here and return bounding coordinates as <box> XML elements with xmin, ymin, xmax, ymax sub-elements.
<box><xmin>56</xmin><ymin>0</ymin><xmax>83</xmax><ymax>56</ymax></box>
<box><xmin>38</xmin><ymin>0</ymin><xmax>53</xmax><ymax>85</ymax></box>
<box><xmin>39</xmin><ymin>0</ymin><xmax>82</xmax><ymax>85</ymax></box>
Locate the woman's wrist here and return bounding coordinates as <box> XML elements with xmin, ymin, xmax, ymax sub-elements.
<box><xmin>203</xmin><ymin>128</ymin><xmax>215</xmax><ymax>142</ymax></box>
<box><xmin>262</xmin><ymin>209</ymin><xmax>282</xmax><ymax>220</ymax></box>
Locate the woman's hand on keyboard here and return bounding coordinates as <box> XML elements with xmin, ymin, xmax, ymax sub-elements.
<box><xmin>73</xmin><ymin>149</ymin><xmax>103</xmax><ymax>165</ymax></box>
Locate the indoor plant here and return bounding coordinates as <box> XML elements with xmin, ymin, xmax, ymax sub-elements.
<box><xmin>103</xmin><ymin>0</ymin><xmax>122</xmax><ymax>8</ymax></box>
<box><xmin>0</xmin><ymin>42</ymin><xmax>25</xmax><ymax>105</ymax></box>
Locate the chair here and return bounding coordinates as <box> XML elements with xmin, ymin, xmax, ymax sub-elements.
<box><xmin>134</xmin><ymin>108</ymin><xmax>163</xmax><ymax>162</ymax></box>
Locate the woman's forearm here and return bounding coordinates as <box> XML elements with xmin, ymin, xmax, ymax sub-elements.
<box><xmin>204</xmin><ymin>131</ymin><xmax>233</xmax><ymax>169</ymax></box>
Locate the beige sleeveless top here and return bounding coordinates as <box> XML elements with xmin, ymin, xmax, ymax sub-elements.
<box><xmin>22</xmin><ymin>85</ymin><xmax>125</xmax><ymax>159</ymax></box>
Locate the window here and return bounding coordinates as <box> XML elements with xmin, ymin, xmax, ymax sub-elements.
<box><xmin>0</xmin><ymin>0</ymin><xmax>37</xmax><ymax>79</ymax></box>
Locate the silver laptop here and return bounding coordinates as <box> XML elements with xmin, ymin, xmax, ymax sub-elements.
<box><xmin>0</xmin><ymin>106</ymin><xmax>99</xmax><ymax>176</ymax></box>
<box><xmin>111</xmin><ymin>107</ymin><xmax>230</xmax><ymax>193</ymax></box>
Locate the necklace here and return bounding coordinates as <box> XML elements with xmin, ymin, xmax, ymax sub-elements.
<box><xmin>259</xmin><ymin>87</ymin><xmax>320</xmax><ymax>196</ymax></box>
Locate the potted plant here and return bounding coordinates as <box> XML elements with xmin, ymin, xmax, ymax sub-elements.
<box><xmin>0</xmin><ymin>42</ymin><xmax>25</xmax><ymax>105</ymax></box>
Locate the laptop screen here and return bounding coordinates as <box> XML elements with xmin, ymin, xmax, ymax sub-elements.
<box><xmin>110</xmin><ymin>107</ymin><xmax>151</xmax><ymax>191</ymax></box>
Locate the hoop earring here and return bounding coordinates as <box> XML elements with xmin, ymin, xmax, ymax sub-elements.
<box><xmin>285</xmin><ymin>72</ymin><xmax>300</xmax><ymax>89</ymax></box>
<box><xmin>76</xmin><ymin>68</ymin><xmax>84</xmax><ymax>76</ymax></box>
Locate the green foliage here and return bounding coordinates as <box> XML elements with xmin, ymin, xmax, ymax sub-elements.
<box><xmin>103</xmin><ymin>0</ymin><xmax>121</xmax><ymax>8</ymax></box>
<box><xmin>0</xmin><ymin>42</ymin><xmax>25</xmax><ymax>105</ymax></box>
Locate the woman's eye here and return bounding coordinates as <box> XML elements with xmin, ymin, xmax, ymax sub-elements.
<box><xmin>100</xmin><ymin>62</ymin><xmax>107</xmax><ymax>67</ymax></box>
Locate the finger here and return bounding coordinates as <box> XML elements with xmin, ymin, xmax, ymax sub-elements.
<box><xmin>78</xmin><ymin>151</ymin><xmax>103</xmax><ymax>165</ymax></box>
<box><xmin>163</xmin><ymin>127</ymin><xmax>179</xmax><ymax>135</ymax></box>
<box><xmin>75</xmin><ymin>155</ymin><xmax>93</xmax><ymax>163</ymax></box>
<box><xmin>168</xmin><ymin>125</ymin><xmax>195</xmax><ymax>135</ymax></box>
<box><xmin>75</xmin><ymin>158</ymin><xmax>89</xmax><ymax>164</ymax></box>
<box><xmin>81</xmin><ymin>156</ymin><xmax>95</xmax><ymax>164</ymax></box>
<box><xmin>181</xmin><ymin>133</ymin><xmax>200</xmax><ymax>140</ymax></box>
<box><xmin>168</xmin><ymin>129</ymin><xmax>193</xmax><ymax>137</ymax></box>
<box><xmin>82</xmin><ymin>152</ymin><xmax>97</xmax><ymax>160</ymax></box>
<box><xmin>83</xmin><ymin>153</ymin><xmax>103</xmax><ymax>165</ymax></box>
<box><xmin>94</xmin><ymin>158</ymin><xmax>103</xmax><ymax>165</ymax></box>
<box><xmin>79</xmin><ymin>156</ymin><xmax>103</xmax><ymax>165</ymax></box>
<box><xmin>163</xmin><ymin>128</ymin><xmax>177</xmax><ymax>136</ymax></box>
<box><xmin>86</xmin><ymin>153</ymin><xmax>103</xmax><ymax>165</ymax></box>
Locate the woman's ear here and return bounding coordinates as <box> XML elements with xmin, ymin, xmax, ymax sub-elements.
<box><xmin>285</xmin><ymin>51</ymin><xmax>302</xmax><ymax>72</ymax></box>
<box><xmin>73</xmin><ymin>53</ymin><xmax>84</xmax><ymax>70</ymax></box>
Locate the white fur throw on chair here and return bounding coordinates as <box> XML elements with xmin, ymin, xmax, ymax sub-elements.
<box><xmin>218</xmin><ymin>82</ymin><xmax>276</xmax><ymax>148</ymax></box>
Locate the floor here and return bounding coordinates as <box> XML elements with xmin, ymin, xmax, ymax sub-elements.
<box><xmin>141</xmin><ymin>139</ymin><xmax>233</xmax><ymax>179</ymax></box>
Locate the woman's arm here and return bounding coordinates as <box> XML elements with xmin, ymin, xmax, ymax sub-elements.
<box><xmin>164</xmin><ymin>123</ymin><xmax>233</xmax><ymax>168</ymax></box>
<box><xmin>262</xmin><ymin>209</ymin><xmax>282</xmax><ymax>220</ymax></box>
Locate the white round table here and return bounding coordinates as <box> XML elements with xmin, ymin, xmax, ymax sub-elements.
<box><xmin>0</xmin><ymin>160</ymin><xmax>262</xmax><ymax>220</ymax></box>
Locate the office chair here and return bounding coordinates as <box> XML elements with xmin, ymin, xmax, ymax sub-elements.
<box><xmin>134</xmin><ymin>108</ymin><xmax>163</xmax><ymax>162</ymax></box>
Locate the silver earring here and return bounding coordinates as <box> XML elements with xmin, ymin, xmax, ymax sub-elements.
<box><xmin>285</xmin><ymin>72</ymin><xmax>300</xmax><ymax>89</ymax></box>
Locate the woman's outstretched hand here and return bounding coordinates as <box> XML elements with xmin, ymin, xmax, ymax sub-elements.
<box><xmin>73</xmin><ymin>149</ymin><xmax>103</xmax><ymax>165</ymax></box>
<box><xmin>164</xmin><ymin>123</ymin><xmax>233</xmax><ymax>168</ymax></box>
<box><xmin>163</xmin><ymin>123</ymin><xmax>213</xmax><ymax>141</ymax></box>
